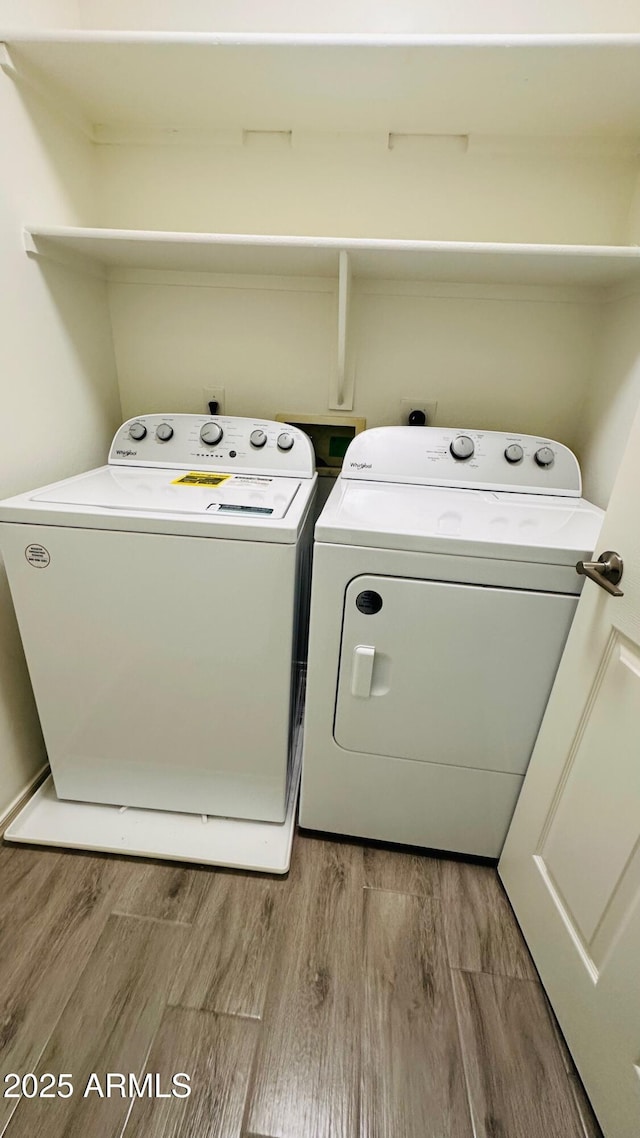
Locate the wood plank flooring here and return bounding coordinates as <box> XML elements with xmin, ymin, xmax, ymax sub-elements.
<box><xmin>169</xmin><ymin>872</ymin><xmax>281</xmax><ymax>1019</ymax></box>
<box><xmin>361</xmin><ymin>890</ymin><xmax>470</xmax><ymax>1138</ymax></box>
<box><xmin>6</xmin><ymin>915</ymin><xmax>186</xmax><ymax>1138</ymax></box>
<box><xmin>0</xmin><ymin>833</ymin><xmax>602</xmax><ymax>1138</ymax></box>
<box><xmin>441</xmin><ymin>858</ymin><xmax>538</xmax><ymax>980</ymax></box>
<box><xmin>246</xmin><ymin>836</ymin><xmax>364</xmax><ymax>1138</ymax></box>
<box><xmin>124</xmin><ymin>1008</ymin><xmax>259</xmax><ymax>1138</ymax></box>
<box><xmin>452</xmin><ymin>969</ymin><xmax>588</xmax><ymax>1138</ymax></box>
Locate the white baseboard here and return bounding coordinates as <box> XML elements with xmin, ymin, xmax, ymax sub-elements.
<box><xmin>1</xmin><ymin>764</ymin><xmax>50</xmax><ymax>835</ymax></box>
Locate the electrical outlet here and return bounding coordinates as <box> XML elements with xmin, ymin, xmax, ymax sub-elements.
<box><xmin>399</xmin><ymin>398</ymin><xmax>438</xmax><ymax>426</ymax></box>
<box><xmin>203</xmin><ymin>386</ymin><xmax>226</xmax><ymax>416</ymax></box>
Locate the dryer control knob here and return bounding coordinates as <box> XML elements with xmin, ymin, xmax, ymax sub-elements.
<box><xmin>129</xmin><ymin>421</ymin><xmax>147</xmax><ymax>441</ymax></box>
<box><xmin>277</xmin><ymin>432</ymin><xmax>294</xmax><ymax>451</ymax></box>
<box><xmin>450</xmin><ymin>435</ymin><xmax>475</xmax><ymax>461</ymax></box>
<box><xmin>504</xmin><ymin>444</ymin><xmax>524</xmax><ymax>464</ymax></box>
<box><xmin>155</xmin><ymin>423</ymin><xmax>174</xmax><ymax>442</ymax></box>
<box><xmin>200</xmin><ymin>422</ymin><xmax>223</xmax><ymax>446</ymax></box>
<box><xmin>250</xmin><ymin>429</ymin><xmax>268</xmax><ymax>448</ymax></box>
<box><xmin>535</xmin><ymin>446</ymin><xmax>555</xmax><ymax>468</ymax></box>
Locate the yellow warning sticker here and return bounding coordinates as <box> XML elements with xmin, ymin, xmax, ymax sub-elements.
<box><xmin>172</xmin><ymin>472</ymin><xmax>232</xmax><ymax>487</ymax></box>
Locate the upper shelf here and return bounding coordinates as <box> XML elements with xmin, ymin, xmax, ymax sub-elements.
<box><xmin>24</xmin><ymin>226</ymin><xmax>640</xmax><ymax>288</ymax></box>
<box><xmin>4</xmin><ymin>32</ymin><xmax>640</xmax><ymax>138</ymax></box>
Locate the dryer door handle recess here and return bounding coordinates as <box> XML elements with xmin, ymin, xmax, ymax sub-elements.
<box><xmin>351</xmin><ymin>645</ymin><xmax>376</xmax><ymax>698</ymax></box>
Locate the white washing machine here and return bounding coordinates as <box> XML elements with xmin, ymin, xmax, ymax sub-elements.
<box><xmin>1</xmin><ymin>414</ymin><xmax>316</xmax><ymax>872</ymax></box>
<box><xmin>300</xmin><ymin>426</ymin><xmax>604</xmax><ymax>858</ymax></box>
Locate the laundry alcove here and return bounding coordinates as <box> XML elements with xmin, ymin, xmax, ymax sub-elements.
<box><xmin>2</xmin><ymin>26</ymin><xmax>640</xmax><ymax>825</ymax></box>
<box><xmin>2</xmin><ymin>16</ymin><xmax>640</xmax><ymax>1138</ymax></box>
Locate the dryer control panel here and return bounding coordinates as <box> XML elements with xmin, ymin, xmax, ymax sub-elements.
<box><xmin>341</xmin><ymin>427</ymin><xmax>581</xmax><ymax>496</ymax></box>
<box><xmin>109</xmin><ymin>415</ymin><xmax>315</xmax><ymax>479</ymax></box>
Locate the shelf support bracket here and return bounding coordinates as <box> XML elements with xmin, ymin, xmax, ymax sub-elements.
<box><xmin>0</xmin><ymin>42</ymin><xmax>95</xmax><ymax>141</ymax></box>
<box><xmin>330</xmin><ymin>249</ymin><xmax>355</xmax><ymax>411</ymax></box>
<box><xmin>0</xmin><ymin>42</ymin><xmax>13</xmax><ymax>76</ymax></box>
<box><xmin>24</xmin><ymin>230</ymin><xmax>106</xmax><ymax>280</ymax></box>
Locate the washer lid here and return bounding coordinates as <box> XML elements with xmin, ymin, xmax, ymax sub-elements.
<box><xmin>316</xmin><ymin>480</ymin><xmax>604</xmax><ymax>564</ymax></box>
<box><xmin>31</xmin><ymin>466</ymin><xmax>303</xmax><ymax>520</ymax></box>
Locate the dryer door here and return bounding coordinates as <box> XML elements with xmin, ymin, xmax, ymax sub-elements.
<box><xmin>333</xmin><ymin>574</ymin><xmax>577</xmax><ymax>776</ymax></box>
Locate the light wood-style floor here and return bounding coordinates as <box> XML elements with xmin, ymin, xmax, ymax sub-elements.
<box><xmin>0</xmin><ymin>830</ymin><xmax>603</xmax><ymax>1138</ymax></box>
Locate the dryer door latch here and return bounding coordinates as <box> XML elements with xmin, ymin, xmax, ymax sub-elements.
<box><xmin>351</xmin><ymin>645</ymin><xmax>376</xmax><ymax>698</ymax></box>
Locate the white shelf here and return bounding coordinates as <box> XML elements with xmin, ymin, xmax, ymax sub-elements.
<box><xmin>24</xmin><ymin>226</ymin><xmax>640</xmax><ymax>288</ymax></box>
<box><xmin>3</xmin><ymin>32</ymin><xmax>640</xmax><ymax>138</ymax></box>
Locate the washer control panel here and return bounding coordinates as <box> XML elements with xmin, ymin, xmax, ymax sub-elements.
<box><xmin>341</xmin><ymin>427</ymin><xmax>581</xmax><ymax>496</ymax></box>
<box><xmin>109</xmin><ymin>415</ymin><xmax>315</xmax><ymax>478</ymax></box>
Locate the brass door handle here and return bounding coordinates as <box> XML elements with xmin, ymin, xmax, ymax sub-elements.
<box><xmin>576</xmin><ymin>550</ymin><xmax>624</xmax><ymax>597</ymax></box>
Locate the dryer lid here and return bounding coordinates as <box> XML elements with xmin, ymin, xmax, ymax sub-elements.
<box><xmin>316</xmin><ymin>480</ymin><xmax>604</xmax><ymax>565</ymax></box>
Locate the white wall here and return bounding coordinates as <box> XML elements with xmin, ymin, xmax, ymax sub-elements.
<box><xmin>96</xmin><ymin>141</ymin><xmax>637</xmax><ymax>246</ymax></box>
<box><xmin>626</xmin><ymin>166</ymin><xmax>640</xmax><ymax>244</ymax></box>
<box><xmin>98</xmin><ymin>133</ymin><xmax>609</xmax><ymax>453</ymax></box>
<box><xmin>577</xmin><ymin>170</ymin><xmax>640</xmax><ymax>506</ymax></box>
<box><xmin>579</xmin><ymin>291</ymin><xmax>640</xmax><ymax>508</ymax></box>
<box><xmin>0</xmin><ymin>0</ymin><xmax>79</xmax><ymax>26</ymax></box>
<box><xmin>0</xmin><ymin>53</ymin><xmax>121</xmax><ymax>819</ymax></box>
<box><xmin>108</xmin><ymin>274</ymin><xmax>336</xmax><ymax>422</ymax></box>
<box><xmin>352</xmin><ymin>284</ymin><xmax>599</xmax><ymax>445</ymax></box>
<box><xmin>76</xmin><ymin>0</ymin><xmax>640</xmax><ymax>33</ymax></box>
<box><xmin>96</xmin><ymin>133</ymin><xmax>632</xmax><ymax>461</ymax></box>
<box><xmin>107</xmin><ymin>273</ymin><xmax>599</xmax><ymax>451</ymax></box>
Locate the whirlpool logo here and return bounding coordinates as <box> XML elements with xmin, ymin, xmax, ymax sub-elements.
<box><xmin>349</xmin><ymin>462</ymin><xmax>372</xmax><ymax>470</ymax></box>
<box><xmin>116</xmin><ymin>449</ymin><xmax>137</xmax><ymax>457</ymax></box>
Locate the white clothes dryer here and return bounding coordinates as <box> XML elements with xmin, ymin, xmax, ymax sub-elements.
<box><xmin>300</xmin><ymin>426</ymin><xmax>603</xmax><ymax>858</ymax></box>
<box><xmin>1</xmin><ymin>414</ymin><xmax>316</xmax><ymax>872</ymax></box>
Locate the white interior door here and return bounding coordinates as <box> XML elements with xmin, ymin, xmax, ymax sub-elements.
<box><xmin>499</xmin><ymin>405</ymin><xmax>640</xmax><ymax>1138</ymax></box>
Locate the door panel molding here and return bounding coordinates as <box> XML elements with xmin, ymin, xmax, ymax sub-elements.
<box><xmin>537</xmin><ymin>631</ymin><xmax>640</xmax><ymax>956</ymax></box>
<box><xmin>536</xmin><ymin>627</ymin><xmax>617</xmax><ymax>852</ymax></box>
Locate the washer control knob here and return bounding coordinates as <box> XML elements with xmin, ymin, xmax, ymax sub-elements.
<box><xmin>200</xmin><ymin>422</ymin><xmax>223</xmax><ymax>446</ymax></box>
<box><xmin>535</xmin><ymin>446</ymin><xmax>555</xmax><ymax>468</ymax></box>
<box><xmin>504</xmin><ymin>443</ymin><xmax>524</xmax><ymax>464</ymax></box>
<box><xmin>277</xmin><ymin>432</ymin><xmax>294</xmax><ymax>451</ymax></box>
<box><xmin>450</xmin><ymin>435</ymin><xmax>475</xmax><ymax>461</ymax></box>
<box><xmin>155</xmin><ymin>423</ymin><xmax>174</xmax><ymax>442</ymax></box>
<box><xmin>250</xmin><ymin>429</ymin><xmax>268</xmax><ymax>448</ymax></box>
<box><xmin>129</xmin><ymin>421</ymin><xmax>147</xmax><ymax>441</ymax></box>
